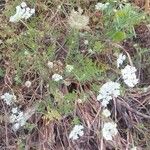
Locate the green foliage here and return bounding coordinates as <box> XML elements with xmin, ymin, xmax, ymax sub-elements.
<box><xmin>58</xmin><ymin>92</ymin><xmax>77</xmax><ymax>115</ymax></box>
<box><xmin>112</xmin><ymin>31</ymin><xmax>126</xmax><ymax>41</ymax></box>
<box><xmin>0</xmin><ymin>0</ymin><xmax>150</xmax><ymax>148</ymax></box>
<box><xmin>43</xmin><ymin>108</ymin><xmax>61</xmax><ymax>121</ymax></box>
<box><xmin>104</xmin><ymin>3</ymin><xmax>145</xmax><ymax>41</ymax></box>
<box><xmin>72</xmin><ymin>117</ymin><xmax>81</xmax><ymax>125</ymax></box>
<box><xmin>93</xmin><ymin>41</ymin><xmax>104</xmax><ymax>52</ymax></box>
<box><xmin>25</xmin><ymin>123</ymin><xmax>37</xmax><ymax>132</ymax></box>
<box><xmin>0</xmin><ymin>68</ymin><xmax>4</xmax><ymax>77</ymax></box>
<box><xmin>17</xmin><ymin>140</ymin><xmax>25</xmax><ymax>150</ymax></box>
<box><xmin>14</xmin><ymin>74</ymin><xmax>22</xmax><ymax>84</ymax></box>
<box><xmin>72</xmin><ymin>54</ymin><xmax>101</xmax><ymax>82</ymax></box>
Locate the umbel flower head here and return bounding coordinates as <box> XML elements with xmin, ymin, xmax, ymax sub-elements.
<box><xmin>9</xmin><ymin>2</ymin><xmax>35</xmax><ymax>23</ymax></box>
<box><xmin>68</xmin><ymin>7</ymin><xmax>89</xmax><ymax>30</ymax></box>
<box><xmin>69</xmin><ymin>124</ymin><xmax>84</xmax><ymax>140</ymax></box>
<box><xmin>95</xmin><ymin>2</ymin><xmax>109</xmax><ymax>11</ymax></box>
<box><xmin>117</xmin><ymin>53</ymin><xmax>126</xmax><ymax>68</ymax></box>
<box><xmin>9</xmin><ymin>107</ymin><xmax>36</xmax><ymax>131</ymax></box>
<box><xmin>102</xmin><ymin>109</ymin><xmax>111</xmax><ymax>118</ymax></box>
<box><xmin>1</xmin><ymin>92</ymin><xmax>16</xmax><ymax>105</ymax></box>
<box><xmin>102</xmin><ymin>122</ymin><xmax>118</xmax><ymax>141</ymax></box>
<box><xmin>97</xmin><ymin>81</ymin><xmax>120</xmax><ymax>107</ymax></box>
<box><xmin>52</xmin><ymin>73</ymin><xmax>63</xmax><ymax>82</ymax></box>
<box><xmin>9</xmin><ymin>108</ymin><xmax>26</xmax><ymax>131</ymax></box>
<box><xmin>130</xmin><ymin>147</ymin><xmax>137</xmax><ymax>150</ymax></box>
<box><xmin>66</xmin><ymin>64</ymin><xmax>74</xmax><ymax>73</ymax></box>
<box><xmin>121</xmin><ymin>65</ymin><xmax>139</xmax><ymax>87</ymax></box>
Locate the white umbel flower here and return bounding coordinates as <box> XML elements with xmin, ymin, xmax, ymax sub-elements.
<box><xmin>66</xmin><ymin>65</ymin><xmax>74</xmax><ymax>73</ymax></box>
<box><xmin>21</xmin><ymin>7</ymin><xmax>35</xmax><ymax>20</ymax></box>
<box><xmin>10</xmin><ymin>106</ymin><xmax>36</xmax><ymax>131</ymax></box>
<box><xmin>25</xmin><ymin>80</ymin><xmax>32</xmax><ymax>88</ymax></box>
<box><xmin>11</xmin><ymin>107</ymin><xmax>18</xmax><ymax>114</ymax></box>
<box><xmin>95</xmin><ymin>2</ymin><xmax>109</xmax><ymax>11</ymax></box>
<box><xmin>69</xmin><ymin>125</ymin><xmax>84</xmax><ymax>140</ymax></box>
<box><xmin>121</xmin><ymin>65</ymin><xmax>139</xmax><ymax>87</ymax></box>
<box><xmin>10</xmin><ymin>110</ymin><xmax>26</xmax><ymax>131</ymax></box>
<box><xmin>130</xmin><ymin>147</ymin><xmax>137</xmax><ymax>150</ymax></box>
<box><xmin>52</xmin><ymin>74</ymin><xmax>63</xmax><ymax>82</ymax></box>
<box><xmin>102</xmin><ymin>109</ymin><xmax>111</xmax><ymax>118</ymax></box>
<box><xmin>9</xmin><ymin>2</ymin><xmax>35</xmax><ymax>23</ymax></box>
<box><xmin>9</xmin><ymin>5</ymin><xmax>25</xmax><ymax>22</ymax></box>
<box><xmin>84</xmin><ymin>40</ymin><xmax>89</xmax><ymax>45</ymax></box>
<box><xmin>117</xmin><ymin>53</ymin><xmax>126</xmax><ymax>68</ymax></box>
<box><xmin>1</xmin><ymin>93</ymin><xmax>16</xmax><ymax>105</ymax></box>
<box><xmin>20</xmin><ymin>2</ymin><xmax>27</xmax><ymax>8</ymax></box>
<box><xmin>102</xmin><ymin>122</ymin><xmax>118</xmax><ymax>141</ymax></box>
<box><xmin>47</xmin><ymin>61</ymin><xmax>54</xmax><ymax>69</ymax></box>
<box><xmin>97</xmin><ymin>81</ymin><xmax>120</xmax><ymax>107</ymax></box>
<box><xmin>68</xmin><ymin>8</ymin><xmax>89</xmax><ymax>30</ymax></box>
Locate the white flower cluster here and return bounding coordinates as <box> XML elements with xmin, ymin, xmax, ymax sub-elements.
<box><xmin>69</xmin><ymin>125</ymin><xmax>84</xmax><ymax>140</ymax></box>
<box><xmin>117</xmin><ymin>53</ymin><xmax>126</xmax><ymax>68</ymax></box>
<box><xmin>130</xmin><ymin>147</ymin><xmax>137</xmax><ymax>150</ymax></box>
<box><xmin>47</xmin><ymin>61</ymin><xmax>54</xmax><ymax>69</ymax></box>
<box><xmin>52</xmin><ymin>74</ymin><xmax>63</xmax><ymax>82</ymax></box>
<box><xmin>95</xmin><ymin>2</ymin><xmax>109</xmax><ymax>11</ymax></box>
<box><xmin>1</xmin><ymin>92</ymin><xmax>16</xmax><ymax>105</ymax></box>
<box><xmin>25</xmin><ymin>80</ymin><xmax>32</xmax><ymax>88</ymax></box>
<box><xmin>97</xmin><ymin>81</ymin><xmax>120</xmax><ymax>107</ymax></box>
<box><xmin>84</xmin><ymin>40</ymin><xmax>89</xmax><ymax>45</ymax></box>
<box><xmin>102</xmin><ymin>122</ymin><xmax>118</xmax><ymax>141</ymax></box>
<box><xmin>9</xmin><ymin>107</ymin><xmax>26</xmax><ymax>131</ymax></box>
<box><xmin>121</xmin><ymin>65</ymin><xmax>138</xmax><ymax>87</ymax></box>
<box><xmin>66</xmin><ymin>65</ymin><xmax>74</xmax><ymax>73</ymax></box>
<box><xmin>10</xmin><ymin>2</ymin><xmax>35</xmax><ymax>23</ymax></box>
<box><xmin>68</xmin><ymin>8</ymin><xmax>89</xmax><ymax>30</ymax></box>
<box><xmin>102</xmin><ymin>109</ymin><xmax>111</xmax><ymax>118</ymax></box>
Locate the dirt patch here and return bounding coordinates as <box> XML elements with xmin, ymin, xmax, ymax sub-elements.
<box><xmin>134</xmin><ymin>24</ymin><xmax>150</xmax><ymax>48</ymax></box>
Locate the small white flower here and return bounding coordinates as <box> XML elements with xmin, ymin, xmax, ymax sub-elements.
<box><xmin>84</xmin><ymin>40</ymin><xmax>89</xmax><ymax>45</ymax></box>
<box><xmin>95</xmin><ymin>2</ymin><xmax>109</xmax><ymax>11</ymax></box>
<box><xmin>66</xmin><ymin>65</ymin><xmax>74</xmax><ymax>73</ymax></box>
<box><xmin>25</xmin><ymin>80</ymin><xmax>32</xmax><ymax>88</ymax></box>
<box><xmin>24</xmin><ymin>50</ymin><xmax>30</xmax><ymax>55</ymax></box>
<box><xmin>1</xmin><ymin>92</ymin><xmax>16</xmax><ymax>105</ymax></box>
<box><xmin>102</xmin><ymin>122</ymin><xmax>118</xmax><ymax>141</ymax></box>
<box><xmin>9</xmin><ymin>2</ymin><xmax>35</xmax><ymax>23</ymax></box>
<box><xmin>68</xmin><ymin>8</ymin><xmax>89</xmax><ymax>30</ymax></box>
<box><xmin>47</xmin><ymin>61</ymin><xmax>54</xmax><ymax>68</ymax></box>
<box><xmin>52</xmin><ymin>74</ymin><xmax>63</xmax><ymax>82</ymax></box>
<box><xmin>102</xmin><ymin>109</ymin><xmax>111</xmax><ymax>118</ymax></box>
<box><xmin>9</xmin><ymin>5</ymin><xmax>25</xmax><ymax>22</ymax></box>
<box><xmin>57</xmin><ymin>5</ymin><xmax>61</xmax><ymax>10</ymax></box>
<box><xmin>9</xmin><ymin>114</ymin><xmax>17</xmax><ymax>123</ymax></box>
<box><xmin>30</xmin><ymin>8</ymin><xmax>35</xmax><ymax>14</ymax></box>
<box><xmin>97</xmin><ymin>81</ymin><xmax>120</xmax><ymax>107</ymax></box>
<box><xmin>88</xmin><ymin>49</ymin><xmax>95</xmax><ymax>54</ymax></box>
<box><xmin>69</xmin><ymin>125</ymin><xmax>84</xmax><ymax>140</ymax></box>
<box><xmin>131</xmin><ymin>147</ymin><xmax>137</xmax><ymax>150</ymax></box>
<box><xmin>10</xmin><ymin>107</ymin><xmax>36</xmax><ymax>131</ymax></box>
<box><xmin>121</xmin><ymin>65</ymin><xmax>139</xmax><ymax>87</ymax></box>
<box><xmin>20</xmin><ymin>2</ymin><xmax>27</xmax><ymax>8</ymax></box>
<box><xmin>11</xmin><ymin>107</ymin><xmax>18</xmax><ymax>114</ymax></box>
<box><xmin>117</xmin><ymin>53</ymin><xmax>126</xmax><ymax>68</ymax></box>
<box><xmin>21</xmin><ymin>7</ymin><xmax>34</xmax><ymax>20</ymax></box>
<box><xmin>17</xmin><ymin>112</ymin><xmax>26</xmax><ymax>126</ymax></box>
<box><xmin>9</xmin><ymin>110</ymin><xmax>26</xmax><ymax>131</ymax></box>
<box><xmin>113</xmin><ymin>9</ymin><xmax>117</xmax><ymax>12</ymax></box>
<box><xmin>12</xmin><ymin>123</ymin><xmax>20</xmax><ymax>131</ymax></box>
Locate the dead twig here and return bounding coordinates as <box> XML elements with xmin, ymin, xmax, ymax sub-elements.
<box><xmin>117</xmin><ymin>97</ymin><xmax>150</xmax><ymax>119</ymax></box>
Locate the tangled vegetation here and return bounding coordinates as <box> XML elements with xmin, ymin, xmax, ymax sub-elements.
<box><xmin>0</xmin><ymin>0</ymin><xmax>150</xmax><ymax>149</ymax></box>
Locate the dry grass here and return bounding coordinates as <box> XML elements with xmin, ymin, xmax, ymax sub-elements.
<box><xmin>0</xmin><ymin>0</ymin><xmax>150</xmax><ymax>150</ymax></box>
